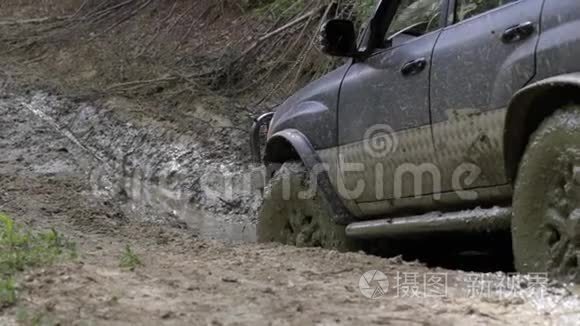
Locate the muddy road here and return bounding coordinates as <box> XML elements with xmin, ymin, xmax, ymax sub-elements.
<box><xmin>1</xmin><ymin>85</ymin><xmax>580</xmax><ymax>325</ymax></box>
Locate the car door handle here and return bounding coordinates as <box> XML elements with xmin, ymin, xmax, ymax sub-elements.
<box><xmin>502</xmin><ymin>21</ymin><xmax>535</xmax><ymax>43</ymax></box>
<box><xmin>401</xmin><ymin>58</ymin><xmax>427</xmax><ymax>76</ymax></box>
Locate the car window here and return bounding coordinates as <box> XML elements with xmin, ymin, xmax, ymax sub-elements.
<box><xmin>386</xmin><ymin>0</ymin><xmax>442</xmax><ymax>40</ymax></box>
<box><xmin>455</xmin><ymin>0</ymin><xmax>518</xmax><ymax>22</ymax></box>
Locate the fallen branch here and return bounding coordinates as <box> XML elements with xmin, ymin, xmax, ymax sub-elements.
<box><xmin>99</xmin><ymin>0</ymin><xmax>154</xmax><ymax>36</ymax></box>
<box><xmin>0</xmin><ymin>16</ymin><xmax>73</xmax><ymax>26</ymax></box>
<box><xmin>290</xmin><ymin>2</ymin><xmax>334</xmax><ymax>89</ymax></box>
<box><xmin>107</xmin><ymin>69</ymin><xmax>218</xmax><ymax>91</ymax></box>
<box><xmin>107</xmin><ymin>79</ymin><xmax>172</xmax><ymax>91</ymax></box>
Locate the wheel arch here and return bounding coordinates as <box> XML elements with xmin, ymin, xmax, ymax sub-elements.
<box><xmin>263</xmin><ymin>134</ymin><xmax>300</xmax><ymax>165</ymax></box>
<box><xmin>504</xmin><ymin>73</ymin><xmax>580</xmax><ymax>182</ymax></box>
<box><xmin>264</xmin><ymin>129</ymin><xmax>354</xmax><ymax>224</ymax></box>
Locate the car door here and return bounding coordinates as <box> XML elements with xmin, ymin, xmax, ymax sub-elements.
<box><xmin>430</xmin><ymin>0</ymin><xmax>545</xmax><ymax>196</ymax></box>
<box><xmin>337</xmin><ymin>0</ymin><xmax>444</xmax><ymax>214</ymax></box>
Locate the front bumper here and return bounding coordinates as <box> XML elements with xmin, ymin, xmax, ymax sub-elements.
<box><xmin>250</xmin><ymin>112</ymin><xmax>274</xmax><ymax>163</ymax></box>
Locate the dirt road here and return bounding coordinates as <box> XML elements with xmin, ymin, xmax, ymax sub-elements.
<box><xmin>1</xmin><ymin>85</ymin><xmax>579</xmax><ymax>325</ymax></box>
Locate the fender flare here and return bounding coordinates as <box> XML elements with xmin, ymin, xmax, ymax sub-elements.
<box><xmin>504</xmin><ymin>73</ymin><xmax>580</xmax><ymax>182</ymax></box>
<box><xmin>264</xmin><ymin>129</ymin><xmax>354</xmax><ymax>225</ymax></box>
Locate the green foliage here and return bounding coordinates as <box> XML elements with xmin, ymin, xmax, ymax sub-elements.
<box><xmin>0</xmin><ymin>213</ymin><xmax>76</xmax><ymax>307</ymax></box>
<box><xmin>0</xmin><ymin>278</ymin><xmax>16</xmax><ymax>307</ymax></box>
<box><xmin>119</xmin><ymin>245</ymin><xmax>142</xmax><ymax>270</ymax></box>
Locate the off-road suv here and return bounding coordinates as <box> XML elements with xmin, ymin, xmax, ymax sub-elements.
<box><xmin>251</xmin><ymin>0</ymin><xmax>580</xmax><ymax>282</ymax></box>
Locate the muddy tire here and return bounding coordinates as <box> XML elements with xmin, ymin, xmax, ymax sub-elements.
<box><xmin>257</xmin><ymin>162</ymin><xmax>358</xmax><ymax>251</ymax></box>
<box><xmin>513</xmin><ymin>106</ymin><xmax>580</xmax><ymax>282</ymax></box>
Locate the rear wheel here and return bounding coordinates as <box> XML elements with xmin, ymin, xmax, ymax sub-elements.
<box><xmin>512</xmin><ymin>106</ymin><xmax>580</xmax><ymax>282</ymax></box>
<box><xmin>257</xmin><ymin>162</ymin><xmax>358</xmax><ymax>251</ymax></box>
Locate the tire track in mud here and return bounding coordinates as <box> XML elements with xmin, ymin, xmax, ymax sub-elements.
<box><xmin>18</xmin><ymin>91</ymin><xmax>262</xmax><ymax>242</ymax></box>
<box><xmin>21</xmin><ymin>101</ymin><xmax>111</xmax><ymax>166</ymax></box>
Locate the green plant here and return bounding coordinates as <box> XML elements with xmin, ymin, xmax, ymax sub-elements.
<box><xmin>0</xmin><ymin>216</ymin><xmax>76</xmax><ymax>275</ymax></box>
<box><xmin>0</xmin><ymin>278</ymin><xmax>17</xmax><ymax>307</ymax></box>
<box><xmin>0</xmin><ymin>213</ymin><xmax>76</xmax><ymax>307</ymax></box>
<box><xmin>119</xmin><ymin>245</ymin><xmax>142</xmax><ymax>270</ymax></box>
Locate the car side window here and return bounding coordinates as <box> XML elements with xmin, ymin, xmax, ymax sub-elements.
<box><xmin>455</xmin><ymin>0</ymin><xmax>518</xmax><ymax>22</ymax></box>
<box><xmin>386</xmin><ymin>0</ymin><xmax>442</xmax><ymax>40</ymax></box>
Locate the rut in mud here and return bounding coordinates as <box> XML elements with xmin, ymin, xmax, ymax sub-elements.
<box><xmin>14</xmin><ymin>90</ymin><xmax>263</xmax><ymax>242</ymax></box>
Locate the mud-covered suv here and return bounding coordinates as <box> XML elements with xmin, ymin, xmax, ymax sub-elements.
<box><xmin>251</xmin><ymin>0</ymin><xmax>580</xmax><ymax>281</ymax></box>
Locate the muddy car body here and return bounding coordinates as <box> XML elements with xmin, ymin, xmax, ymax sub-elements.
<box><xmin>252</xmin><ymin>0</ymin><xmax>580</xmax><ymax>281</ymax></box>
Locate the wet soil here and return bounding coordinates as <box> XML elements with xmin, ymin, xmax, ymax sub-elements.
<box><xmin>1</xmin><ymin>81</ymin><xmax>580</xmax><ymax>325</ymax></box>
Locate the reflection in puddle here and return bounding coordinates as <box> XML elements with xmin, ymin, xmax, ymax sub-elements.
<box><xmin>88</xmin><ymin>162</ymin><xmax>259</xmax><ymax>243</ymax></box>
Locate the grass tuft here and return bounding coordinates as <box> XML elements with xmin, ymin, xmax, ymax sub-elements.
<box><xmin>0</xmin><ymin>213</ymin><xmax>76</xmax><ymax>307</ymax></box>
<box><xmin>0</xmin><ymin>278</ymin><xmax>16</xmax><ymax>307</ymax></box>
<box><xmin>119</xmin><ymin>245</ymin><xmax>142</xmax><ymax>270</ymax></box>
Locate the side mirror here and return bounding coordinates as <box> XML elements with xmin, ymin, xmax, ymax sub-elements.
<box><xmin>319</xmin><ymin>19</ymin><xmax>358</xmax><ymax>58</ymax></box>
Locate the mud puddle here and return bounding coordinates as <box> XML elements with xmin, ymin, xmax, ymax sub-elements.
<box><xmin>19</xmin><ymin>91</ymin><xmax>262</xmax><ymax>243</ymax></box>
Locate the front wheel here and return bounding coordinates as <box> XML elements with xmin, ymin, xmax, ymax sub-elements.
<box><xmin>256</xmin><ymin>162</ymin><xmax>358</xmax><ymax>251</ymax></box>
<box><xmin>512</xmin><ymin>106</ymin><xmax>580</xmax><ymax>282</ymax></box>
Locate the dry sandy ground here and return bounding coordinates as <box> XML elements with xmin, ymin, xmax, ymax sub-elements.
<box><xmin>1</xmin><ymin>86</ymin><xmax>580</xmax><ymax>325</ymax></box>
